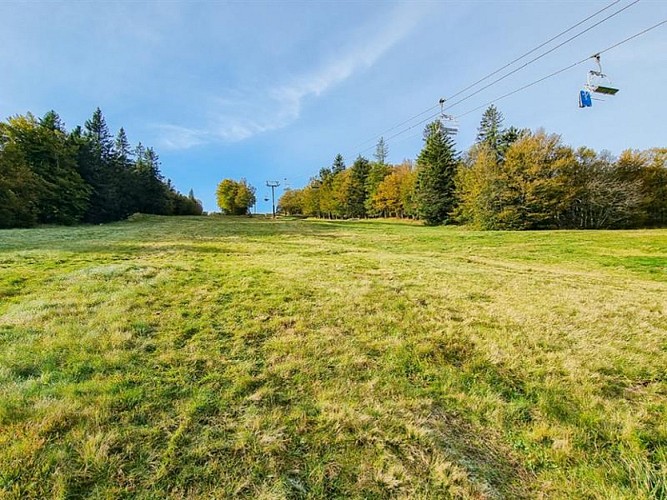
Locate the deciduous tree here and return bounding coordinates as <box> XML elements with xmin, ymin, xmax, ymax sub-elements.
<box><xmin>216</xmin><ymin>178</ymin><xmax>256</xmax><ymax>215</ymax></box>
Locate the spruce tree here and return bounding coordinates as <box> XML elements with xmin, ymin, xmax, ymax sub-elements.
<box><xmin>114</xmin><ymin>128</ymin><xmax>132</xmax><ymax>162</ymax></box>
<box><xmin>348</xmin><ymin>155</ymin><xmax>371</xmax><ymax>217</ymax></box>
<box><xmin>113</xmin><ymin>128</ymin><xmax>135</xmax><ymax>215</ymax></box>
<box><xmin>414</xmin><ymin>120</ymin><xmax>459</xmax><ymax>225</ymax></box>
<box><xmin>374</xmin><ymin>137</ymin><xmax>388</xmax><ymax>165</ymax></box>
<box><xmin>134</xmin><ymin>146</ymin><xmax>169</xmax><ymax>215</ymax></box>
<box><xmin>498</xmin><ymin>126</ymin><xmax>528</xmax><ymax>161</ymax></box>
<box><xmin>332</xmin><ymin>154</ymin><xmax>346</xmax><ymax>174</ymax></box>
<box><xmin>81</xmin><ymin>108</ymin><xmax>120</xmax><ymax>222</ymax></box>
<box><xmin>84</xmin><ymin>108</ymin><xmax>114</xmax><ymax>160</ymax></box>
<box><xmin>476</xmin><ymin>105</ymin><xmax>504</xmax><ymax>157</ymax></box>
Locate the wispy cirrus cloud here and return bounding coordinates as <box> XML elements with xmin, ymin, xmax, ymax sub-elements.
<box><xmin>156</xmin><ymin>3</ymin><xmax>428</xmax><ymax>149</ymax></box>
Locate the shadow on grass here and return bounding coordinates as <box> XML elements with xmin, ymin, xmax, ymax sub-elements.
<box><xmin>0</xmin><ymin>217</ymin><xmax>346</xmax><ymax>255</ymax></box>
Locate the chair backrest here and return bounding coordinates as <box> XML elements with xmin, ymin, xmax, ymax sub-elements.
<box><xmin>579</xmin><ymin>90</ymin><xmax>592</xmax><ymax>108</ymax></box>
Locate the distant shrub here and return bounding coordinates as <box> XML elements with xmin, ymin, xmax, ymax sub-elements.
<box><xmin>126</xmin><ymin>213</ymin><xmax>153</xmax><ymax>222</ymax></box>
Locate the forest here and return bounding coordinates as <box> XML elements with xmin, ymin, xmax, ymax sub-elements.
<box><xmin>3</xmin><ymin>105</ymin><xmax>665</xmax><ymax>231</ymax></box>
<box><xmin>0</xmin><ymin>108</ymin><xmax>203</xmax><ymax>229</ymax></box>
<box><xmin>279</xmin><ymin>106</ymin><xmax>667</xmax><ymax>229</ymax></box>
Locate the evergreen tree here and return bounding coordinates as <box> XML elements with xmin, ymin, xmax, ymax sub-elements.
<box><xmin>0</xmin><ymin>107</ymin><xmax>198</xmax><ymax>227</ymax></box>
<box><xmin>4</xmin><ymin>113</ymin><xmax>89</xmax><ymax>225</ymax></box>
<box><xmin>348</xmin><ymin>155</ymin><xmax>371</xmax><ymax>217</ymax></box>
<box><xmin>167</xmin><ymin>187</ymin><xmax>203</xmax><ymax>215</ymax></box>
<box><xmin>84</xmin><ymin>108</ymin><xmax>114</xmax><ymax>159</ymax></box>
<box><xmin>374</xmin><ymin>137</ymin><xmax>388</xmax><ymax>165</ymax></box>
<box><xmin>40</xmin><ymin>110</ymin><xmax>66</xmax><ymax>133</ymax></box>
<box><xmin>114</xmin><ymin>128</ymin><xmax>132</xmax><ymax>163</ymax></box>
<box><xmin>476</xmin><ymin>106</ymin><xmax>527</xmax><ymax>163</ymax></box>
<box><xmin>113</xmin><ymin>127</ymin><xmax>135</xmax><ymax>214</ymax></box>
<box><xmin>0</xmin><ymin>135</ymin><xmax>41</xmax><ymax>228</ymax></box>
<box><xmin>476</xmin><ymin>105</ymin><xmax>504</xmax><ymax>157</ymax></box>
<box><xmin>81</xmin><ymin>108</ymin><xmax>120</xmax><ymax>222</ymax></box>
<box><xmin>414</xmin><ymin>120</ymin><xmax>459</xmax><ymax>225</ymax></box>
<box><xmin>318</xmin><ymin>167</ymin><xmax>332</xmax><ymax>183</ymax></box>
<box><xmin>133</xmin><ymin>146</ymin><xmax>169</xmax><ymax>215</ymax></box>
<box><xmin>332</xmin><ymin>154</ymin><xmax>346</xmax><ymax>174</ymax></box>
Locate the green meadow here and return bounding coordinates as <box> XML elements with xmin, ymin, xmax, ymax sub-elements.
<box><xmin>1</xmin><ymin>216</ymin><xmax>666</xmax><ymax>498</ymax></box>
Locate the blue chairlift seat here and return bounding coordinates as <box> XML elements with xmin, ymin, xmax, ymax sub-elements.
<box><xmin>579</xmin><ymin>90</ymin><xmax>592</xmax><ymax>108</ymax></box>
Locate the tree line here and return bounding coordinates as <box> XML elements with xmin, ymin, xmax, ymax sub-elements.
<box><xmin>278</xmin><ymin>106</ymin><xmax>667</xmax><ymax>229</ymax></box>
<box><xmin>0</xmin><ymin>108</ymin><xmax>203</xmax><ymax>229</ymax></box>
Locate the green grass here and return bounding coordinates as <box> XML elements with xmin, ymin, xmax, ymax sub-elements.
<box><xmin>1</xmin><ymin>215</ymin><xmax>666</xmax><ymax>498</ymax></box>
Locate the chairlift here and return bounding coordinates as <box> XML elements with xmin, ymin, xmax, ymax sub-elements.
<box><xmin>579</xmin><ymin>89</ymin><xmax>593</xmax><ymax>108</ymax></box>
<box><xmin>438</xmin><ymin>98</ymin><xmax>459</xmax><ymax>135</ymax></box>
<box><xmin>585</xmin><ymin>54</ymin><xmax>619</xmax><ymax>96</ymax></box>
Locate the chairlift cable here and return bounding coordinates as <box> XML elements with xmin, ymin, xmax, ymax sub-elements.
<box><xmin>442</xmin><ymin>0</ymin><xmax>640</xmax><ymax>113</ymax></box>
<box><xmin>348</xmin><ymin>104</ymin><xmax>441</xmax><ymax>154</ymax></box>
<box><xmin>347</xmin><ymin>0</ymin><xmax>631</xmax><ymax>157</ymax></box>
<box><xmin>453</xmin><ymin>17</ymin><xmax>667</xmax><ymax>119</ymax></box>
<box><xmin>294</xmin><ymin>17</ymin><xmax>666</xmax><ymax>189</ymax></box>
<box><xmin>446</xmin><ymin>0</ymin><xmax>624</xmax><ymax>102</ymax></box>
<box><xmin>361</xmin><ymin>16</ymin><xmax>666</xmax><ymax>153</ymax></box>
<box><xmin>594</xmin><ymin>17</ymin><xmax>667</xmax><ymax>55</ymax></box>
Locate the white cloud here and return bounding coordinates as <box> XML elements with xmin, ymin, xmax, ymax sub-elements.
<box><xmin>155</xmin><ymin>3</ymin><xmax>428</xmax><ymax>149</ymax></box>
<box><xmin>156</xmin><ymin>124</ymin><xmax>208</xmax><ymax>150</ymax></box>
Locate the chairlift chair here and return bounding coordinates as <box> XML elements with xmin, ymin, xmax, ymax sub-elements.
<box><xmin>438</xmin><ymin>98</ymin><xmax>459</xmax><ymax>135</ymax></box>
<box><xmin>442</xmin><ymin>115</ymin><xmax>459</xmax><ymax>135</ymax></box>
<box><xmin>585</xmin><ymin>54</ymin><xmax>619</xmax><ymax>96</ymax></box>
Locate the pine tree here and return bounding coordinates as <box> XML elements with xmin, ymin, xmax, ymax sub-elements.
<box><xmin>414</xmin><ymin>120</ymin><xmax>459</xmax><ymax>225</ymax></box>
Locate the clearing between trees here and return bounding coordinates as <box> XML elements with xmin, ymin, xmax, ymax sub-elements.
<box><xmin>1</xmin><ymin>216</ymin><xmax>666</xmax><ymax>498</ymax></box>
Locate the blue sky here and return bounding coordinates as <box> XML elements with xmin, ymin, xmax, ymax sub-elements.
<box><xmin>1</xmin><ymin>1</ymin><xmax>666</xmax><ymax>213</ymax></box>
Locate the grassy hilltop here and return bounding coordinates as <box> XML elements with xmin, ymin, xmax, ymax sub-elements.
<box><xmin>1</xmin><ymin>216</ymin><xmax>666</xmax><ymax>498</ymax></box>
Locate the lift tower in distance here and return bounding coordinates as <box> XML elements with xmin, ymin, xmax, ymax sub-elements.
<box><xmin>266</xmin><ymin>180</ymin><xmax>280</xmax><ymax>218</ymax></box>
